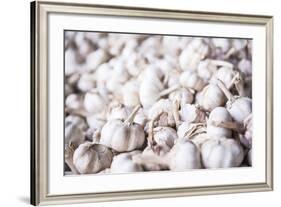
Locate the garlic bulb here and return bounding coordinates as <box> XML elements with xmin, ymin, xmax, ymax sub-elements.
<box><xmin>65</xmin><ymin>48</ymin><xmax>80</xmax><ymax>75</ymax></box>
<box><xmin>133</xmin><ymin>139</ymin><xmax>201</xmax><ymax>171</ymax></box>
<box><xmin>239</xmin><ymin>113</ymin><xmax>252</xmax><ymax>148</ymax></box>
<box><xmin>207</xmin><ymin>107</ymin><xmax>233</xmax><ymax>138</ymax></box>
<box><xmin>238</xmin><ymin>58</ymin><xmax>252</xmax><ymax>77</ymax></box>
<box><xmin>146</xmin><ymin>115</ymin><xmax>178</xmax><ymax>156</ymax></box>
<box><xmin>201</xmin><ymin>138</ymin><xmax>244</xmax><ymax>168</ymax></box>
<box><xmin>122</xmin><ymin>79</ymin><xmax>140</xmax><ymax>107</ymax></box>
<box><xmin>169</xmin><ymin>87</ymin><xmax>194</xmax><ymax>107</ymax></box>
<box><xmin>84</xmin><ymin>89</ymin><xmax>106</xmax><ymax>114</ymax></box>
<box><xmin>65</xmin><ymin>122</ymin><xmax>85</xmax><ymax>150</ymax></box>
<box><xmin>148</xmin><ymin>99</ymin><xmax>177</xmax><ymax>127</ymax></box>
<box><xmin>65</xmin><ymin>115</ymin><xmax>87</xmax><ymax>131</ymax></box>
<box><xmin>77</xmin><ymin>73</ymin><xmax>96</xmax><ymax>92</ymax></box>
<box><xmin>100</xmin><ymin>105</ymin><xmax>145</xmax><ymax>152</ymax></box>
<box><xmin>65</xmin><ymin>93</ymin><xmax>84</xmax><ymax>111</ymax></box>
<box><xmin>86</xmin><ymin>49</ymin><xmax>109</xmax><ymax>72</ymax></box>
<box><xmin>198</xmin><ymin>84</ymin><xmax>226</xmax><ymax>111</ymax></box>
<box><xmin>73</xmin><ymin>142</ymin><xmax>113</xmax><ymax>174</ymax></box>
<box><xmin>180</xmin><ymin>70</ymin><xmax>206</xmax><ymax>91</ymax></box>
<box><xmin>210</xmin><ymin>66</ymin><xmax>235</xmax><ymax>88</ymax></box>
<box><xmin>86</xmin><ymin>115</ymin><xmax>106</xmax><ymax>131</ymax></box>
<box><xmin>110</xmin><ymin>151</ymin><xmax>143</xmax><ymax>173</ymax></box>
<box><xmin>217</xmin><ymin>79</ymin><xmax>252</xmax><ymax>123</ymax></box>
<box><xmin>212</xmin><ymin>38</ymin><xmax>230</xmax><ymax>53</ymax></box>
<box><xmin>168</xmin><ymin>138</ymin><xmax>202</xmax><ymax>170</ymax></box>
<box><xmin>179</xmin><ymin>38</ymin><xmax>209</xmax><ymax>71</ymax></box>
<box><xmin>179</xmin><ymin>104</ymin><xmax>206</xmax><ymax>124</ymax></box>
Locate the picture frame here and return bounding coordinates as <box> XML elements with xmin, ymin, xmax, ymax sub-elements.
<box><xmin>30</xmin><ymin>0</ymin><xmax>273</xmax><ymax>205</ymax></box>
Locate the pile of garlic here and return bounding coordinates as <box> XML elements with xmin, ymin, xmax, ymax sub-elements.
<box><xmin>64</xmin><ymin>31</ymin><xmax>252</xmax><ymax>175</ymax></box>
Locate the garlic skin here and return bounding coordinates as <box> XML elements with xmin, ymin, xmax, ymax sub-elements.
<box><xmin>201</xmin><ymin>138</ymin><xmax>244</xmax><ymax>168</ymax></box>
<box><xmin>207</xmin><ymin>107</ymin><xmax>233</xmax><ymax>138</ymax></box>
<box><xmin>65</xmin><ymin>122</ymin><xmax>85</xmax><ymax>150</ymax></box>
<box><xmin>100</xmin><ymin>106</ymin><xmax>145</xmax><ymax>152</ymax></box>
<box><xmin>84</xmin><ymin>90</ymin><xmax>106</xmax><ymax>114</ymax></box>
<box><xmin>180</xmin><ymin>104</ymin><xmax>206</xmax><ymax>124</ymax></box>
<box><xmin>198</xmin><ymin>84</ymin><xmax>226</xmax><ymax>111</ymax></box>
<box><xmin>73</xmin><ymin>142</ymin><xmax>113</xmax><ymax>174</ymax></box>
<box><xmin>110</xmin><ymin>151</ymin><xmax>143</xmax><ymax>173</ymax></box>
<box><xmin>180</xmin><ymin>70</ymin><xmax>206</xmax><ymax>91</ymax></box>
<box><xmin>147</xmin><ymin>126</ymin><xmax>178</xmax><ymax>156</ymax></box>
<box><xmin>168</xmin><ymin>139</ymin><xmax>202</xmax><ymax>170</ymax></box>
<box><xmin>177</xmin><ymin>122</ymin><xmax>191</xmax><ymax>138</ymax></box>
<box><xmin>169</xmin><ymin>88</ymin><xmax>194</xmax><ymax>108</ymax></box>
<box><xmin>148</xmin><ymin>99</ymin><xmax>176</xmax><ymax>127</ymax></box>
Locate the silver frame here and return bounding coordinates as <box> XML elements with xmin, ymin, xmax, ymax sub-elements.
<box><xmin>30</xmin><ymin>0</ymin><xmax>274</xmax><ymax>205</ymax></box>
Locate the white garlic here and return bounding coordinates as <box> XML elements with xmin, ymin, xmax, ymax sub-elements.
<box><xmin>65</xmin><ymin>93</ymin><xmax>84</xmax><ymax>111</ymax></box>
<box><xmin>146</xmin><ymin>115</ymin><xmax>178</xmax><ymax>156</ymax></box>
<box><xmin>65</xmin><ymin>115</ymin><xmax>87</xmax><ymax>131</ymax></box>
<box><xmin>148</xmin><ymin>99</ymin><xmax>177</xmax><ymax>127</ymax></box>
<box><xmin>65</xmin><ymin>122</ymin><xmax>85</xmax><ymax>150</ymax></box>
<box><xmin>207</xmin><ymin>107</ymin><xmax>233</xmax><ymax>138</ymax></box>
<box><xmin>100</xmin><ymin>105</ymin><xmax>145</xmax><ymax>152</ymax></box>
<box><xmin>86</xmin><ymin>115</ymin><xmax>106</xmax><ymax>131</ymax></box>
<box><xmin>169</xmin><ymin>87</ymin><xmax>194</xmax><ymax>107</ymax></box>
<box><xmin>110</xmin><ymin>151</ymin><xmax>143</xmax><ymax>173</ymax></box>
<box><xmin>86</xmin><ymin>49</ymin><xmax>108</xmax><ymax>72</ymax></box>
<box><xmin>179</xmin><ymin>104</ymin><xmax>206</xmax><ymax>124</ymax></box>
<box><xmin>212</xmin><ymin>38</ymin><xmax>230</xmax><ymax>53</ymax></box>
<box><xmin>201</xmin><ymin>137</ymin><xmax>244</xmax><ymax>168</ymax></box>
<box><xmin>180</xmin><ymin>70</ymin><xmax>206</xmax><ymax>91</ymax></box>
<box><xmin>122</xmin><ymin>79</ymin><xmax>140</xmax><ymax>107</ymax></box>
<box><xmin>238</xmin><ymin>58</ymin><xmax>252</xmax><ymax>77</ymax></box>
<box><xmin>133</xmin><ymin>139</ymin><xmax>201</xmax><ymax>171</ymax></box>
<box><xmin>77</xmin><ymin>73</ymin><xmax>96</xmax><ymax>92</ymax></box>
<box><xmin>217</xmin><ymin>80</ymin><xmax>252</xmax><ymax>123</ymax></box>
<box><xmin>179</xmin><ymin>38</ymin><xmax>209</xmax><ymax>71</ymax></box>
<box><xmin>73</xmin><ymin>142</ymin><xmax>113</xmax><ymax>174</ymax></box>
<box><xmin>65</xmin><ymin>48</ymin><xmax>80</xmax><ymax>75</ymax></box>
<box><xmin>210</xmin><ymin>66</ymin><xmax>235</xmax><ymax>88</ymax></box>
<box><xmin>198</xmin><ymin>84</ymin><xmax>226</xmax><ymax>111</ymax></box>
<box><xmin>168</xmin><ymin>139</ymin><xmax>202</xmax><ymax>170</ymax></box>
<box><xmin>84</xmin><ymin>89</ymin><xmax>106</xmax><ymax>114</ymax></box>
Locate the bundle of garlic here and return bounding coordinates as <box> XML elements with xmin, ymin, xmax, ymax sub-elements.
<box><xmin>64</xmin><ymin>32</ymin><xmax>252</xmax><ymax>175</ymax></box>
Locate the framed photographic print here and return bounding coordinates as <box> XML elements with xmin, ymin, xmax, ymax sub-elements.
<box><xmin>30</xmin><ymin>0</ymin><xmax>273</xmax><ymax>205</ymax></box>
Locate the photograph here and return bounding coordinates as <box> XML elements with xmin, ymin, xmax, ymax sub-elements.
<box><xmin>64</xmin><ymin>31</ymin><xmax>253</xmax><ymax>175</ymax></box>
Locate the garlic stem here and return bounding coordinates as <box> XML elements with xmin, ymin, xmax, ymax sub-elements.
<box><xmin>147</xmin><ymin>111</ymin><xmax>165</xmax><ymax>147</ymax></box>
<box><xmin>158</xmin><ymin>84</ymin><xmax>180</xmax><ymax>98</ymax></box>
<box><xmin>210</xmin><ymin>120</ymin><xmax>245</xmax><ymax>133</ymax></box>
<box><xmin>210</xmin><ymin>60</ymin><xmax>234</xmax><ymax>68</ymax></box>
<box><xmin>183</xmin><ymin>123</ymin><xmax>206</xmax><ymax>139</ymax></box>
<box><xmin>217</xmin><ymin>79</ymin><xmax>234</xmax><ymax>101</ymax></box>
<box><xmin>124</xmin><ymin>104</ymin><xmax>141</xmax><ymax>125</ymax></box>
